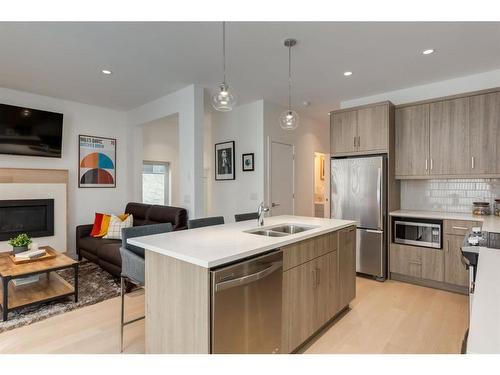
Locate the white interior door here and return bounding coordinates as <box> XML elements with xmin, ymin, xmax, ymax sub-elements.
<box><xmin>270</xmin><ymin>141</ymin><xmax>294</xmax><ymax>216</ymax></box>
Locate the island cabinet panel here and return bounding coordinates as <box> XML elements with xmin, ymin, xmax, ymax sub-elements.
<box><xmin>444</xmin><ymin>234</ymin><xmax>469</xmax><ymax>287</ymax></box>
<box><xmin>330</xmin><ymin>110</ymin><xmax>357</xmax><ymax>154</ymax></box>
<box><xmin>145</xmin><ymin>251</ymin><xmax>210</xmax><ymax>354</ymax></box>
<box><xmin>338</xmin><ymin>226</ymin><xmax>356</xmax><ymax>308</ymax></box>
<box><xmin>469</xmin><ymin>92</ymin><xmax>500</xmax><ymax>174</ymax></box>
<box><xmin>429</xmin><ymin>98</ymin><xmax>470</xmax><ymax>175</ymax></box>
<box><xmin>395</xmin><ymin>104</ymin><xmax>430</xmax><ymax>177</ymax></box>
<box><xmin>282</xmin><ymin>250</ymin><xmax>339</xmax><ymax>353</ymax></box>
<box><xmin>283</xmin><ymin>232</ymin><xmax>337</xmax><ymax>271</ymax></box>
<box><xmin>357</xmin><ymin>104</ymin><xmax>389</xmax><ymax>152</ymax></box>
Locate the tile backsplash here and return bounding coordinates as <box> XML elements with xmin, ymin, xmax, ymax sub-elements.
<box><xmin>401</xmin><ymin>179</ymin><xmax>500</xmax><ymax>213</ymax></box>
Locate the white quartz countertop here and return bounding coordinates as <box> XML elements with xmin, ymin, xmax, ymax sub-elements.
<box><xmin>128</xmin><ymin>215</ymin><xmax>356</xmax><ymax>268</ymax></box>
<box><xmin>467</xmin><ymin>246</ymin><xmax>500</xmax><ymax>354</ymax></box>
<box><xmin>390</xmin><ymin>210</ymin><xmax>500</xmax><ymax>232</ymax></box>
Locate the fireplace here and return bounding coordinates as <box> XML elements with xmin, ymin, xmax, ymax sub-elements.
<box><xmin>0</xmin><ymin>199</ymin><xmax>54</xmax><ymax>241</ymax></box>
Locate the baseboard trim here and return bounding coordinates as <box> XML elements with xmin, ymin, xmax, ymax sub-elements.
<box><xmin>391</xmin><ymin>272</ymin><xmax>468</xmax><ymax>295</ymax></box>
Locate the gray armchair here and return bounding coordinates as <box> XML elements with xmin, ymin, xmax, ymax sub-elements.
<box><xmin>119</xmin><ymin>222</ymin><xmax>173</xmax><ymax>352</ymax></box>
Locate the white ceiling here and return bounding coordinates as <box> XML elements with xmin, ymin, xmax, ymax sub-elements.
<box><xmin>1</xmin><ymin>22</ymin><xmax>500</xmax><ymax>122</ymax></box>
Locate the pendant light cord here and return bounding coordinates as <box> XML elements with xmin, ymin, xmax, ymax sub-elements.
<box><xmin>288</xmin><ymin>43</ymin><xmax>292</xmax><ymax>110</ymax></box>
<box><xmin>222</xmin><ymin>21</ymin><xmax>226</xmax><ymax>85</ymax></box>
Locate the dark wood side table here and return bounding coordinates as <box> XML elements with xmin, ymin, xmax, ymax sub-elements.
<box><xmin>0</xmin><ymin>246</ymin><xmax>78</xmax><ymax>321</ymax></box>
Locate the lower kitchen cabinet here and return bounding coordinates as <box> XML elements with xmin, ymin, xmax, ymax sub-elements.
<box><xmin>444</xmin><ymin>234</ymin><xmax>469</xmax><ymax>287</ymax></box>
<box><xmin>282</xmin><ymin>228</ymin><xmax>352</xmax><ymax>353</ymax></box>
<box><xmin>282</xmin><ymin>251</ymin><xmax>338</xmax><ymax>353</ymax></box>
<box><xmin>389</xmin><ymin>243</ymin><xmax>443</xmax><ymax>282</ymax></box>
<box><xmin>338</xmin><ymin>226</ymin><xmax>356</xmax><ymax>308</ymax></box>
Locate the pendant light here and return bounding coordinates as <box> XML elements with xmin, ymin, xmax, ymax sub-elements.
<box><xmin>279</xmin><ymin>38</ymin><xmax>299</xmax><ymax>130</ymax></box>
<box><xmin>212</xmin><ymin>22</ymin><xmax>237</xmax><ymax>112</ymax></box>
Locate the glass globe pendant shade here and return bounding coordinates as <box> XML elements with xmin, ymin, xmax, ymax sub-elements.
<box><xmin>279</xmin><ymin>109</ymin><xmax>299</xmax><ymax>130</ymax></box>
<box><xmin>212</xmin><ymin>83</ymin><xmax>237</xmax><ymax>112</ymax></box>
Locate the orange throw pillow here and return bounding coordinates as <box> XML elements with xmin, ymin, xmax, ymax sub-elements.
<box><xmin>95</xmin><ymin>214</ymin><xmax>111</xmax><ymax>237</ymax></box>
<box><xmin>90</xmin><ymin>213</ymin><xmax>104</xmax><ymax>237</ymax></box>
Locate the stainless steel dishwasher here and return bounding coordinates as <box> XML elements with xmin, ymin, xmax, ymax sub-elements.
<box><xmin>211</xmin><ymin>249</ymin><xmax>283</xmax><ymax>354</ymax></box>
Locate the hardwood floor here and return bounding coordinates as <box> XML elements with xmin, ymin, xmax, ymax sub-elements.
<box><xmin>0</xmin><ymin>277</ymin><xmax>468</xmax><ymax>354</ymax></box>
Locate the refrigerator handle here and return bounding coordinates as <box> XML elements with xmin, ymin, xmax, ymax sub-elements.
<box><xmin>377</xmin><ymin>167</ymin><xmax>382</xmax><ymax>230</ymax></box>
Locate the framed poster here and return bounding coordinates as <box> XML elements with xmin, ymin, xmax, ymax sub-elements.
<box><xmin>79</xmin><ymin>135</ymin><xmax>116</xmax><ymax>188</ymax></box>
<box><xmin>215</xmin><ymin>141</ymin><xmax>235</xmax><ymax>180</ymax></box>
<box><xmin>242</xmin><ymin>153</ymin><xmax>255</xmax><ymax>172</ymax></box>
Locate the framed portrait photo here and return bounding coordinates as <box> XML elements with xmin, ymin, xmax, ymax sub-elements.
<box><xmin>215</xmin><ymin>141</ymin><xmax>235</xmax><ymax>181</ymax></box>
<box><xmin>242</xmin><ymin>153</ymin><xmax>255</xmax><ymax>172</ymax></box>
<box><xmin>79</xmin><ymin>135</ymin><xmax>116</xmax><ymax>188</ymax></box>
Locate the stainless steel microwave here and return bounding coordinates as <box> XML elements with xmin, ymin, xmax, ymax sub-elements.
<box><xmin>393</xmin><ymin>218</ymin><xmax>442</xmax><ymax>249</ymax></box>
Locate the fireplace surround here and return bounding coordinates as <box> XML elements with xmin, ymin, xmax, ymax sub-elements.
<box><xmin>0</xmin><ymin>199</ymin><xmax>54</xmax><ymax>241</ymax></box>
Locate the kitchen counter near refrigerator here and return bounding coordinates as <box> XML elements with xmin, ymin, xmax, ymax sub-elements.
<box><xmin>466</xmin><ymin>246</ymin><xmax>500</xmax><ymax>354</ymax></box>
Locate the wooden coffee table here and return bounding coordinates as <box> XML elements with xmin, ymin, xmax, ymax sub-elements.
<box><xmin>0</xmin><ymin>246</ymin><xmax>78</xmax><ymax>321</ymax></box>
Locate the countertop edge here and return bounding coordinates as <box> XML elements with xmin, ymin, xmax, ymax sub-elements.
<box><xmin>128</xmin><ymin>220</ymin><xmax>356</xmax><ymax>269</ymax></box>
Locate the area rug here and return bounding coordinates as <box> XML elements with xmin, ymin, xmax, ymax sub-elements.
<box><xmin>0</xmin><ymin>261</ymin><xmax>121</xmax><ymax>334</ymax></box>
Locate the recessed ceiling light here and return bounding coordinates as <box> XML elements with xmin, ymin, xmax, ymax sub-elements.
<box><xmin>101</xmin><ymin>69</ymin><xmax>113</xmax><ymax>75</ymax></box>
<box><xmin>343</xmin><ymin>71</ymin><xmax>353</xmax><ymax>77</ymax></box>
<box><xmin>422</xmin><ymin>49</ymin><xmax>434</xmax><ymax>55</ymax></box>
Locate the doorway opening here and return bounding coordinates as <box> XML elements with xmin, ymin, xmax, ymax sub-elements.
<box><xmin>314</xmin><ymin>152</ymin><xmax>328</xmax><ymax>218</ymax></box>
<box><xmin>141</xmin><ymin>113</ymin><xmax>179</xmax><ymax>206</ymax></box>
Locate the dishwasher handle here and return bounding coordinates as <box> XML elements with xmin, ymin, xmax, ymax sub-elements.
<box><xmin>215</xmin><ymin>262</ymin><xmax>282</xmax><ymax>292</ymax></box>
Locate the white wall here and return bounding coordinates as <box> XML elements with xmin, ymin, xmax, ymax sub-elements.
<box><xmin>206</xmin><ymin>100</ymin><xmax>265</xmax><ymax>222</ymax></box>
<box><xmin>142</xmin><ymin>114</ymin><xmax>180</xmax><ymax>206</ymax></box>
<box><xmin>263</xmin><ymin>101</ymin><xmax>330</xmax><ymax>218</ymax></box>
<box><xmin>341</xmin><ymin>68</ymin><xmax>500</xmax><ymax>108</ymax></box>
<box><xmin>127</xmin><ymin>84</ymin><xmax>205</xmax><ymax>217</ymax></box>
<box><xmin>0</xmin><ymin>86</ymin><xmax>129</xmax><ymax>257</ymax></box>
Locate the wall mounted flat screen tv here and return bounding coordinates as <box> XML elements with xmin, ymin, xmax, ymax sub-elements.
<box><xmin>0</xmin><ymin>103</ymin><xmax>63</xmax><ymax>158</ymax></box>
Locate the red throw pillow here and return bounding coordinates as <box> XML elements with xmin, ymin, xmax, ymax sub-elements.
<box><xmin>90</xmin><ymin>213</ymin><xmax>105</xmax><ymax>237</ymax></box>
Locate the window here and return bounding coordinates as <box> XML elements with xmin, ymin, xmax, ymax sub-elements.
<box><xmin>142</xmin><ymin>161</ymin><xmax>170</xmax><ymax>205</ymax></box>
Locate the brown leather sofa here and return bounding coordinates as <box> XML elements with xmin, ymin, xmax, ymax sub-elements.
<box><xmin>76</xmin><ymin>202</ymin><xmax>188</xmax><ymax>277</ymax></box>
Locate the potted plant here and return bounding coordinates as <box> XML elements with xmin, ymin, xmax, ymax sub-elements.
<box><xmin>8</xmin><ymin>233</ymin><xmax>32</xmax><ymax>254</ymax></box>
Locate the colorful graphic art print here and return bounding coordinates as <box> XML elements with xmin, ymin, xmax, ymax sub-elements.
<box><xmin>79</xmin><ymin>135</ymin><xmax>116</xmax><ymax>188</ymax></box>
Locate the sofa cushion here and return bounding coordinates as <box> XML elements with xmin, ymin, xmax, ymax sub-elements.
<box><xmin>97</xmin><ymin>242</ymin><xmax>122</xmax><ymax>265</ymax></box>
<box><xmin>125</xmin><ymin>202</ymin><xmax>151</xmax><ymax>226</ymax></box>
<box><xmin>78</xmin><ymin>236</ymin><xmax>121</xmax><ymax>255</ymax></box>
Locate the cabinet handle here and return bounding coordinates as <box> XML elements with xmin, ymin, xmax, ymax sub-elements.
<box><xmin>425</xmin><ymin>159</ymin><xmax>428</xmax><ymax>171</ymax></box>
<box><xmin>430</xmin><ymin>158</ymin><xmax>434</xmax><ymax>170</ymax></box>
<box><xmin>409</xmin><ymin>260</ymin><xmax>422</xmax><ymax>265</ymax></box>
<box><xmin>471</xmin><ymin>156</ymin><xmax>475</xmax><ymax>169</ymax></box>
<box><xmin>446</xmin><ymin>240</ymin><xmax>450</xmax><ymax>253</ymax></box>
<box><xmin>316</xmin><ymin>267</ymin><xmax>320</xmax><ymax>286</ymax></box>
<box><xmin>354</xmin><ymin>137</ymin><xmax>356</xmax><ymax>148</ymax></box>
<box><xmin>357</xmin><ymin>136</ymin><xmax>361</xmax><ymax>148</ymax></box>
<box><xmin>312</xmin><ymin>269</ymin><xmax>317</xmax><ymax>289</ymax></box>
<box><xmin>452</xmin><ymin>226</ymin><xmax>469</xmax><ymax>231</ymax></box>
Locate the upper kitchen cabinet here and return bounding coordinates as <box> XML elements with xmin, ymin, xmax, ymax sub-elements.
<box><xmin>429</xmin><ymin>97</ymin><xmax>470</xmax><ymax>175</ymax></box>
<box><xmin>394</xmin><ymin>87</ymin><xmax>500</xmax><ymax>179</ymax></box>
<box><xmin>395</xmin><ymin>104</ymin><xmax>430</xmax><ymax>177</ymax></box>
<box><xmin>330</xmin><ymin>102</ymin><xmax>393</xmax><ymax>156</ymax></box>
<box><xmin>330</xmin><ymin>110</ymin><xmax>357</xmax><ymax>154</ymax></box>
<box><xmin>469</xmin><ymin>92</ymin><xmax>500</xmax><ymax>174</ymax></box>
<box><xmin>357</xmin><ymin>104</ymin><xmax>389</xmax><ymax>152</ymax></box>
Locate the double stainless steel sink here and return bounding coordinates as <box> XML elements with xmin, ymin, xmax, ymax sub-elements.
<box><xmin>245</xmin><ymin>224</ymin><xmax>318</xmax><ymax>237</ymax></box>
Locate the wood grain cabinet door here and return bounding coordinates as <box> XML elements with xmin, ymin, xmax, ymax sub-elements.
<box><xmin>282</xmin><ymin>259</ymin><xmax>317</xmax><ymax>353</ymax></box>
<box><xmin>421</xmin><ymin>248</ymin><xmax>444</xmax><ymax>282</ymax></box>
<box><xmin>395</xmin><ymin>104</ymin><xmax>430</xmax><ymax>177</ymax></box>
<box><xmin>357</xmin><ymin>104</ymin><xmax>389</xmax><ymax>152</ymax></box>
<box><xmin>338</xmin><ymin>226</ymin><xmax>356</xmax><ymax>309</ymax></box>
<box><xmin>444</xmin><ymin>235</ymin><xmax>469</xmax><ymax>286</ymax></box>
<box><xmin>389</xmin><ymin>244</ymin><xmax>422</xmax><ymax>278</ymax></box>
<box><xmin>330</xmin><ymin>111</ymin><xmax>357</xmax><ymax>154</ymax></box>
<box><xmin>429</xmin><ymin>98</ymin><xmax>470</xmax><ymax>175</ymax></box>
<box><xmin>469</xmin><ymin>92</ymin><xmax>500</xmax><ymax>174</ymax></box>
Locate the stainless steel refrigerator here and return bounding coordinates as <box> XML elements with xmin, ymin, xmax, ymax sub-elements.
<box><xmin>331</xmin><ymin>155</ymin><xmax>386</xmax><ymax>279</ymax></box>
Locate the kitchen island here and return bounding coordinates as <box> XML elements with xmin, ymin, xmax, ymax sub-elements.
<box><xmin>128</xmin><ymin>215</ymin><xmax>357</xmax><ymax>354</ymax></box>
